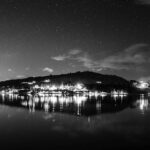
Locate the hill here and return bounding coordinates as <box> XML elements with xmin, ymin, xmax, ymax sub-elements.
<box><xmin>0</xmin><ymin>71</ymin><xmax>131</xmax><ymax>92</ymax></box>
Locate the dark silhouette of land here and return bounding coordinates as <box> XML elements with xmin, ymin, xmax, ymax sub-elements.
<box><xmin>0</xmin><ymin>71</ymin><xmax>138</xmax><ymax>93</ymax></box>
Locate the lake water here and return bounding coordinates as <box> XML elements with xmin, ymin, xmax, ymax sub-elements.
<box><xmin>0</xmin><ymin>94</ymin><xmax>150</xmax><ymax>149</ymax></box>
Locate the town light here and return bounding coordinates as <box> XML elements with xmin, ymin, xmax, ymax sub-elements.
<box><xmin>75</xmin><ymin>83</ymin><xmax>83</xmax><ymax>90</ymax></box>
<box><xmin>137</xmin><ymin>81</ymin><xmax>149</xmax><ymax>89</ymax></box>
<box><xmin>44</xmin><ymin>79</ymin><xmax>50</xmax><ymax>83</ymax></box>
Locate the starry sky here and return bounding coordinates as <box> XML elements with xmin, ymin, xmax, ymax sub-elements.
<box><xmin>0</xmin><ymin>0</ymin><xmax>150</xmax><ymax>81</ymax></box>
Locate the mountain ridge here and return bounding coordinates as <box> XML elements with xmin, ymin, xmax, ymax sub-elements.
<box><xmin>0</xmin><ymin>71</ymin><xmax>129</xmax><ymax>85</ymax></box>
<box><xmin>0</xmin><ymin>71</ymin><xmax>131</xmax><ymax>92</ymax></box>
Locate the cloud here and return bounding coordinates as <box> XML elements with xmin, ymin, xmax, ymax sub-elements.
<box><xmin>16</xmin><ymin>75</ymin><xmax>25</xmax><ymax>79</ymax></box>
<box><xmin>135</xmin><ymin>0</ymin><xmax>150</xmax><ymax>5</ymax></box>
<box><xmin>51</xmin><ymin>55</ymin><xmax>68</xmax><ymax>61</ymax></box>
<box><xmin>8</xmin><ymin>68</ymin><xmax>12</xmax><ymax>72</ymax></box>
<box><xmin>75</xmin><ymin>44</ymin><xmax>150</xmax><ymax>71</ymax></box>
<box><xmin>68</xmin><ymin>49</ymin><xmax>82</xmax><ymax>55</ymax></box>
<box><xmin>99</xmin><ymin>44</ymin><xmax>150</xmax><ymax>70</ymax></box>
<box><xmin>51</xmin><ymin>44</ymin><xmax>150</xmax><ymax>72</ymax></box>
<box><xmin>25</xmin><ymin>67</ymin><xmax>30</xmax><ymax>71</ymax></box>
<box><xmin>43</xmin><ymin>67</ymin><xmax>53</xmax><ymax>73</ymax></box>
<box><xmin>76</xmin><ymin>54</ymin><xmax>98</xmax><ymax>70</ymax></box>
<box><xmin>51</xmin><ymin>49</ymin><xmax>82</xmax><ymax>61</ymax></box>
<box><xmin>52</xmin><ymin>50</ymin><xmax>96</xmax><ymax>70</ymax></box>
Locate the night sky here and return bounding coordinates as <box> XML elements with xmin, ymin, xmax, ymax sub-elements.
<box><xmin>0</xmin><ymin>0</ymin><xmax>150</xmax><ymax>81</ymax></box>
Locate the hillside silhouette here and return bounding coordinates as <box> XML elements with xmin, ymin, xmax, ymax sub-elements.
<box><xmin>0</xmin><ymin>71</ymin><xmax>132</xmax><ymax>92</ymax></box>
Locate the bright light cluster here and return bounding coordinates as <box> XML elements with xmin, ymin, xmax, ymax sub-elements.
<box><xmin>0</xmin><ymin>81</ymin><xmax>128</xmax><ymax>99</ymax></box>
<box><xmin>44</xmin><ymin>79</ymin><xmax>51</xmax><ymax>83</ymax></box>
<box><xmin>111</xmin><ymin>90</ymin><xmax>128</xmax><ymax>96</ymax></box>
<box><xmin>22</xmin><ymin>81</ymin><xmax>36</xmax><ymax>85</ymax></box>
<box><xmin>136</xmin><ymin>81</ymin><xmax>149</xmax><ymax>89</ymax></box>
<box><xmin>32</xmin><ymin>83</ymin><xmax>88</xmax><ymax>92</ymax></box>
<box><xmin>0</xmin><ymin>88</ymin><xmax>19</xmax><ymax>95</ymax></box>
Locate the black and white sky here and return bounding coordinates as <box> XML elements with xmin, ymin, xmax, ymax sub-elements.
<box><xmin>0</xmin><ymin>0</ymin><xmax>150</xmax><ymax>81</ymax></box>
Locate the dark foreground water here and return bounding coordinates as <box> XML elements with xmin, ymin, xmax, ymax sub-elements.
<box><xmin>0</xmin><ymin>94</ymin><xmax>150</xmax><ymax>149</ymax></box>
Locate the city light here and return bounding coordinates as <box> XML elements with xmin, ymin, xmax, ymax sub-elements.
<box><xmin>136</xmin><ymin>81</ymin><xmax>149</xmax><ymax>89</ymax></box>
<box><xmin>0</xmin><ymin>81</ymin><xmax>129</xmax><ymax>99</ymax></box>
<box><xmin>44</xmin><ymin>79</ymin><xmax>51</xmax><ymax>83</ymax></box>
<box><xmin>111</xmin><ymin>90</ymin><xmax>128</xmax><ymax>97</ymax></box>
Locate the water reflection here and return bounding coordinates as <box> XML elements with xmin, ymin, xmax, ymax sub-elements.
<box><xmin>132</xmin><ymin>94</ymin><xmax>149</xmax><ymax>114</ymax></box>
<box><xmin>0</xmin><ymin>94</ymin><xmax>149</xmax><ymax>116</ymax></box>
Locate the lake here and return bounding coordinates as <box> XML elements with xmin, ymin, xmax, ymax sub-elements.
<box><xmin>0</xmin><ymin>93</ymin><xmax>150</xmax><ymax>149</ymax></box>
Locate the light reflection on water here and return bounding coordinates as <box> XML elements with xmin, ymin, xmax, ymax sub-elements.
<box><xmin>132</xmin><ymin>94</ymin><xmax>149</xmax><ymax>115</ymax></box>
<box><xmin>0</xmin><ymin>94</ymin><xmax>150</xmax><ymax>148</ymax></box>
<box><xmin>0</xmin><ymin>94</ymin><xmax>149</xmax><ymax>116</ymax></box>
